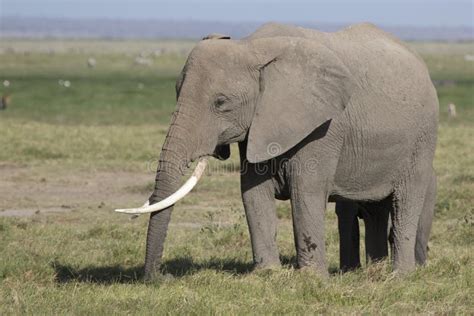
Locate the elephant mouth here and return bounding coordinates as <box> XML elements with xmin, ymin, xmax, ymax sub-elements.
<box><xmin>115</xmin><ymin>158</ymin><xmax>208</xmax><ymax>215</ymax></box>
<box><xmin>213</xmin><ymin>144</ymin><xmax>231</xmax><ymax>160</ymax></box>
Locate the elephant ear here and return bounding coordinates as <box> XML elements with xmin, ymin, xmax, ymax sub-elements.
<box><xmin>247</xmin><ymin>38</ymin><xmax>355</xmax><ymax>163</ymax></box>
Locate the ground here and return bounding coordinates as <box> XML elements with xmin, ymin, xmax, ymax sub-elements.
<box><xmin>0</xmin><ymin>39</ymin><xmax>473</xmax><ymax>314</ymax></box>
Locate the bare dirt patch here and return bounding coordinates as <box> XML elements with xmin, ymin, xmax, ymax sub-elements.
<box><xmin>0</xmin><ymin>163</ymin><xmax>154</xmax><ymax>217</ymax></box>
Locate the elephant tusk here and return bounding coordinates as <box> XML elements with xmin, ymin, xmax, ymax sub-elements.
<box><xmin>129</xmin><ymin>200</ymin><xmax>150</xmax><ymax>219</ymax></box>
<box><xmin>115</xmin><ymin>159</ymin><xmax>208</xmax><ymax>215</ymax></box>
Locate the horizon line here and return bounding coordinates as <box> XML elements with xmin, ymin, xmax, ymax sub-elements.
<box><xmin>3</xmin><ymin>15</ymin><xmax>473</xmax><ymax>29</ymax></box>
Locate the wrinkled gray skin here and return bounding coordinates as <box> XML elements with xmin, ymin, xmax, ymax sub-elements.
<box><xmin>143</xmin><ymin>22</ymin><xmax>438</xmax><ymax>280</ymax></box>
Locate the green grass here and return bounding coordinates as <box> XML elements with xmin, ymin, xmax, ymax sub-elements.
<box><xmin>0</xmin><ymin>53</ymin><xmax>181</xmax><ymax>125</ymax></box>
<box><xmin>0</xmin><ymin>40</ymin><xmax>473</xmax><ymax>314</ymax></box>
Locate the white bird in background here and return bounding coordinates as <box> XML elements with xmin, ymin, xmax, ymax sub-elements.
<box><xmin>87</xmin><ymin>57</ymin><xmax>97</xmax><ymax>68</ymax></box>
<box><xmin>448</xmin><ymin>103</ymin><xmax>457</xmax><ymax>118</ymax></box>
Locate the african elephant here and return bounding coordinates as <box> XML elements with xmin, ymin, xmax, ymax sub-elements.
<box><xmin>116</xmin><ymin>22</ymin><xmax>438</xmax><ymax>280</ymax></box>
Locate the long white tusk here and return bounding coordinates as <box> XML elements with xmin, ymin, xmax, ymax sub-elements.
<box><xmin>115</xmin><ymin>159</ymin><xmax>208</xmax><ymax>214</ymax></box>
<box><xmin>129</xmin><ymin>200</ymin><xmax>150</xmax><ymax>219</ymax></box>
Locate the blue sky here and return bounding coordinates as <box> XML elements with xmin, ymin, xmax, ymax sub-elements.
<box><xmin>2</xmin><ymin>0</ymin><xmax>473</xmax><ymax>27</ymax></box>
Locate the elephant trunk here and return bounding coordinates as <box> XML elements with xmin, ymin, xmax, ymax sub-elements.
<box><xmin>143</xmin><ymin>109</ymin><xmax>196</xmax><ymax>280</ymax></box>
<box><xmin>144</xmin><ymin>165</ymin><xmax>180</xmax><ymax>279</ymax></box>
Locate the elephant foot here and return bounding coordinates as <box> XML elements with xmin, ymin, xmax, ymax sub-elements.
<box><xmin>415</xmin><ymin>244</ymin><xmax>429</xmax><ymax>266</ymax></box>
<box><xmin>297</xmin><ymin>257</ymin><xmax>329</xmax><ymax>278</ymax></box>
<box><xmin>392</xmin><ymin>245</ymin><xmax>417</xmax><ymax>276</ymax></box>
<box><xmin>253</xmin><ymin>260</ymin><xmax>282</xmax><ymax>272</ymax></box>
<box><xmin>253</xmin><ymin>264</ymin><xmax>283</xmax><ymax>277</ymax></box>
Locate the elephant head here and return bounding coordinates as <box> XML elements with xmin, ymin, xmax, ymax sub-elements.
<box><xmin>116</xmin><ymin>35</ymin><xmax>353</xmax><ymax>280</ymax></box>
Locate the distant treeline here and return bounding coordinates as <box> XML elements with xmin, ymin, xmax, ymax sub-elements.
<box><xmin>1</xmin><ymin>16</ymin><xmax>473</xmax><ymax>41</ymax></box>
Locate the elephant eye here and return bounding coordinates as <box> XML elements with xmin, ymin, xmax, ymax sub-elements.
<box><xmin>214</xmin><ymin>95</ymin><xmax>229</xmax><ymax>108</ymax></box>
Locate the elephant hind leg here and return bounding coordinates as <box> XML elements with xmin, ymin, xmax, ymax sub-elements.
<box><xmin>359</xmin><ymin>198</ymin><xmax>391</xmax><ymax>265</ymax></box>
<box><xmin>336</xmin><ymin>201</ymin><xmax>361</xmax><ymax>272</ymax></box>
<box><xmin>391</xmin><ymin>167</ymin><xmax>431</xmax><ymax>274</ymax></box>
<box><xmin>415</xmin><ymin>170</ymin><xmax>436</xmax><ymax>265</ymax></box>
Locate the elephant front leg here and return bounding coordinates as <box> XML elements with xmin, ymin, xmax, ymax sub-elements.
<box><xmin>241</xmin><ymin>180</ymin><xmax>280</xmax><ymax>269</ymax></box>
<box><xmin>290</xmin><ymin>188</ymin><xmax>328</xmax><ymax>276</ymax></box>
<box><xmin>239</xmin><ymin>142</ymin><xmax>280</xmax><ymax>269</ymax></box>
<box><xmin>336</xmin><ymin>201</ymin><xmax>361</xmax><ymax>272</ymax></box>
